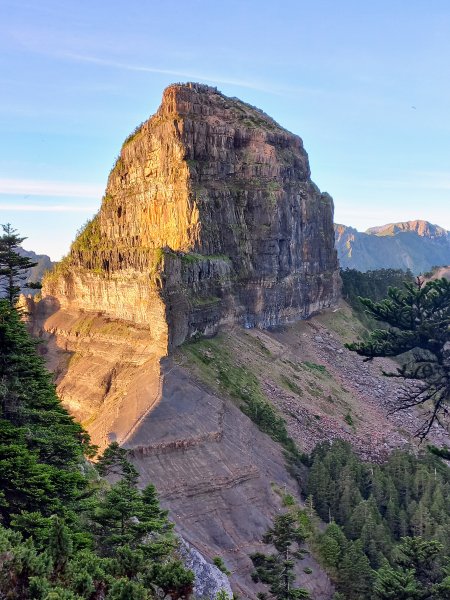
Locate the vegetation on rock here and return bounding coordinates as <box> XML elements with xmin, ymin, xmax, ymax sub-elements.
<box><xmin>183</xmin><ymin>336</ymin><xmax>302</xmax><ymax>463</ymax></box>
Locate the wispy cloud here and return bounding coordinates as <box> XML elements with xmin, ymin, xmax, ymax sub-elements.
<box><xmin>0</xmin><ymin>178</ymin><xmax>103</xmax><ymax>198</ymax></box>
<box><xmin>64</xmin><ymin>53</ymin><xmax>276</xmax><ymax>93</ymax></box>
<box><xmin>0</xmin><ymin>203</ymin><xmax>97</xmax><ymax>212</ymax></box>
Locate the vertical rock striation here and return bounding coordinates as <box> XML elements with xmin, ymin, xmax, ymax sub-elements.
<box><xmin>43</xmin><ymin>82</ymin><xmax>339</xmax><ymax>353</ymax></box>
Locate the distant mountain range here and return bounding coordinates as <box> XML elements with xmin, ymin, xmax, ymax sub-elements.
<box><xmin>16</xmin><ymin>247</ymin><xmax>54</xmax><ymax>294</ymax></box>
<box><xmin>335</xmin><ymin>220</ymin><xmax>450</xmax><ymax>273</ymax></box>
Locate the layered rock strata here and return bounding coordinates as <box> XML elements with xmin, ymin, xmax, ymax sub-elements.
<box><xmin>44</xmin><ymin>82</ymin><xmax>338</xmax><ymax>353</ymax></box>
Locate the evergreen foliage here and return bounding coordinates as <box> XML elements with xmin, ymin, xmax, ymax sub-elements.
<box><xmin>307</xmin><ymin>440</ymin><xmax>450</xmax><ymax>598</ymax></box>
<box><xmin>346</xmin><ymin>277</ymin><xmax>450</xmax><ymax>437</ymax></box>
<box><xmin>0</xmin><ymin>300</ymin><xmax>193</xmax><ymax>598</ymax></box>
<box><xmin>341</xmin><ymin>268</ymin><xmax>415</xmax><ymax>307</ymax></box>
<box><xmin>0</xmin><ymin>223</ymin><xmax>39</xmax><ymax>306</ymax></box>
<box><xmin>250</xmin><ymin>512</ymin><xmax>310</xmax><ymax>600</ymax></box>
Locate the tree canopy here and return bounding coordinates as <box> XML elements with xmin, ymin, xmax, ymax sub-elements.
<box><xmin>0</xmin><ymin>223</ymin><xmax>39</xmax><ymax>306</ymax></box>
<box><xmin>307</xmin><ymin>440</ymin><xmax>450</xmax><ymax>599</ymax></box>
<box><xmin>0</xmin><ymin>299</ymin><xmax>194</xmax><ymax>598</ymax></box>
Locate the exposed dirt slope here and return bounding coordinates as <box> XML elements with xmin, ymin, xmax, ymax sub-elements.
<box><xmin>126</xmin><ymin>361</ymin><xmax>333</xmax><ymax>599</ymax></box>
<box><xmin>179</xmin><ymin>302</ymin><xmax>450</xmax><ymax>463</ymax></box>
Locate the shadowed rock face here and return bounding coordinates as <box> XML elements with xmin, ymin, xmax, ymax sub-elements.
<box><xmin>44</xmin><ymin>82</ymin><xmax>339</xmax><ymax>352</ymax></box>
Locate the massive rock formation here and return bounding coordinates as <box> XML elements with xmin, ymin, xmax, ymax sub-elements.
<box><xmin>335</xmin><ymin>220</ymin><xmax>450</xmax><ymax>273</ymax></box>
<box><xmin>33</xmin><ymin>83</ymin><xmax>340</xmax><ymax>599</ymax></box>
<box><xmin>37</xmin><ymin>82</ymin><xmax>339</xmax><ymax>447</ymax></box>
<box><xmin>44</xmin><ymin>82</ymin><xmax>338</xmax><ymax>353</ymax></box>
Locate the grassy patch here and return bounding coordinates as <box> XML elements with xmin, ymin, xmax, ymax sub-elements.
<box><xmin>178</xmin><ymin>252</ymin><xmax>231</xmax><ymax>264</ymax></box>
<box><xmin>306</xmin><ymin>381</ymin><xmax>324</xmax><ymax>398</ymax></box>
<box><xmin>213</xmin><ymin>557</ymin><xmax>230</xmax><ymax>575</ymax></box>
<box><xmin>71</xmin><ymin>315</ymin><xmax>96</xmax><ymax>336</ymax></box>
<box><xmin>122</xmin><ymin>122</ymin><xmax>144</xmax><ymax>147</ymax></box>
<box><xmin>344</xmin><ymin>412</ymin><xmax>355</xmax><ymax>427</ymax></box>
<box><xmin>302</xmin><ymin>361</ymin><xmax>329</xmax><ymax>376</ymax></box>
<box><xmin>280</xmin><ymin>375</ymin><xmax>303</xmax><ymax>397</ymax></box>
<box><xmin>244</xmin><ymin>334</ymin><xmax>272</xmax><ymax>357</ymax></box>
<box><xmin>191</xmin><ymin>296</ymin><xmax>221</xmax><ymax>307</ymax></box>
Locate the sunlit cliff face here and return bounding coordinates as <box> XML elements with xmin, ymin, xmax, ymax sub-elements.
<box><xmin>43</xmin><ymin>82</ymin><xmax>338</xmax><ymax>348</ymax></box>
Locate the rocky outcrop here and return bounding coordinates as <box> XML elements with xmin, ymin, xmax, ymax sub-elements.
<box><xmin>335</xmin><ymin>220</ymin><xmax>450</xmax><ymax>273</ymax></box>
<box><xmin>36</xmin><ymin>82</ymin><xmax>339</xmax><ymax>449</ymax></box>
<box><xmin>44</xmin><ymin>82</ymin><xmax>338</xmax><ymax>352</ymax></box>
<box><xmin>180</xmin><ymin>538</ymin><xmax>233</xmax><ymax>599</ymax></box>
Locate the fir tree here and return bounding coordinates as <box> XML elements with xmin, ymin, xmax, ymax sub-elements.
<box><xmin>0</xmin><ymin>223</ymin><xmax>39</xmax><ymax>306</ymax></box>
<box><xmin>0</xmin><ymin>302</ymin><xmax>193</xmax><ymax>598</ymax></box>
<box><xmin>337</xmin><ymin>540</ymin><xmax>374</xmax><ymax>600</ymax></box>
<box><xmin>251</xmin><ymin>512</ymin><xmax>310</xmax><ymax>600</ymax></box>
<box><xmin>374</xmin><ymin>564</ymin><xmax>422</xmax><ymax>600</ymax></box>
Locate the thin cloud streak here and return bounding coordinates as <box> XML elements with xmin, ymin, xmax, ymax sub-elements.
<box><xmin>65</xmin><ymin>53</ymin><xmax>277</xmax><ymax>93</ymax></box>
<box><xmin>0</xmin><ymin>178</ymin><xmax>103</xmax><ymax>198</ymax></box>
<box><xmin>0</xmin><ymin>203</ymin><xmax>97</xmax><ymax>212</ymax></box>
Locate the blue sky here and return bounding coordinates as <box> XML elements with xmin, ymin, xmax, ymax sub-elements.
<box><xmin>1</xmin><ymin>0</ymin><xmax>449</xmax><ymax>259</ymax></box>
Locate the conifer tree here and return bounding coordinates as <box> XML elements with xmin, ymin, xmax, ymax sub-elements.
<box><xmin>337</xmin><ymin>540</ymin><xmax>374</xmax><ymax>600</ymax></box>
<box><xmin>0</xmin><ymin>223</ymin><xmax>39</xmax><ymax>306</ymax></box>
<box><xmin>319</xmin><ymin>522</ymin><xmax>347</xmax><ymax>569</ymax></box>
<box><xmin>251</xmin><ymin>512</ymin><xmax>310</xmax><ymax>600</ymax></box>
<box><xmin>0</xmin><ymin>302</ymin><xmax>194</xmax><ymax>599</ymax></box>
<box><xmin>347</xmin><ymin>277</ymin><xmax>450</xmax><ymax>437</ymax></box>
<box><xmin>374</xmin><ymin>564</ymin><xmax>422</xmax><ymax>600</ymax></box>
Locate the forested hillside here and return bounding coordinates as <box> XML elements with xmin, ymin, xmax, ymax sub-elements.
<box><xmin>307</xmin><ymin>440</ymin><xmax>450</xmax><ymax>599</ymax></box>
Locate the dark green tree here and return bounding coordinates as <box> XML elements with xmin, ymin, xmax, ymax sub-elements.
<box><xmin>346</xmin><ymin>278</ymin><xmax>450</xmax><ymax>437</ymax></box>
<box><xmin>393</xmin><ymin>537</ymin><xmax>443</xmax><ymax>589</ymax></box>
<box><xmin>374</xmin><ymin>564</ymin><xmax>422</xmax><ymax>600</ymax></box>
<box><xmin>337</xmin><ymin>540</ymin><xmax>374</xmax><ymax>600</ymax></box>
<box><xmin>0</xmin><ymin>224</ymin><xmax>39</xmax><ymax>306</ymax></box>
<box><xmin>319</xmin><ymin>522</ymin><xmax>347</xmax><ymax>569</ymax></box>
<box><xmin>96</xmin><ymin>441</ymin><xmax>139</xmax><ymax>484</ymax></box>
<box><xmin>251</xmin><ymin>512</ymin><xmax>310</xmax><ymax>600</ymax></box>
<box><xmin>0</xmin><ymin>301</ymin><xmax>193</xmax><ymax>599</ymax></box>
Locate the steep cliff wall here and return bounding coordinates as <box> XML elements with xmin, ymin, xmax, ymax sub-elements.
<box><xmin>43</xmin><ymin>82</ymin><xmax>338</xmax><ymax>352</ymax></box>
<box><xmin>36</xmin><ymin>83</ymin><xmax>339</xmax><ymax>454</ymax></box>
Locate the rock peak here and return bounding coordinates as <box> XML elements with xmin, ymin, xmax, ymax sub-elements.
<box><xmin>44</xmin><ymin>84</ymin><xmax>339</xmax><ymax>350</ymax></box>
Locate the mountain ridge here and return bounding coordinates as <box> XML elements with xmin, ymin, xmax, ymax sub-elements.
<box><xmin>335</xmin><ymin>219</ymin><xmax>450</xmax><ymax>273</ymax></box>
<box><xmin>16</xmin><ymin>246</ymin><xmax>54</xmax><ymax>294</ymax></box>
